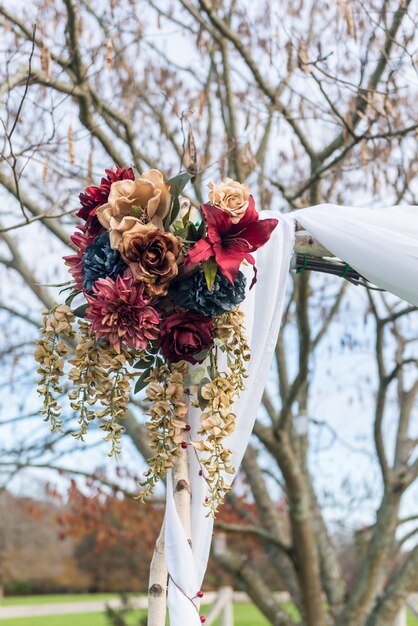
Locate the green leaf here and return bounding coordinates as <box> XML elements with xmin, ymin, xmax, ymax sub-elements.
<box><xmin>181</xmin><ymin>207</ymin><xmax>192</xmax><ymax>226</ymax></box>
<box><xmin>197</xmin><ymin>376</ymin><xmax>211</xmax><ymax>410</ymax></box>
<box><xmin>197</xmin><ymin>219</ymin><xmax>206</xmax><ymax>239</ymax></box>
<box><xmin>133</xmin><ymin>356</ymin><xmax>155</xmax><ymax>370</ymax></box>
<box><xmin>167</xmin><ymin>171</ymin><xmax>193</xmax><ymax>196</ymax></box>
<box><xmin>186</xmin><ymin>222</ymin><xmax>200</xmax><ymax>242</ymax></box>
<box><xmin>190</xmin><ymin>366</ymin><xmax>206</xmax><ymax>385</ymax></box>
<box><xmin>134</xmin><ymin>368</ymin><xmax>152</xmax><ymax>394</ymax></box>
<box><xmin>39</xmin><ymin>280</ymin><xmax>75</xmax><ymax>288</ymax></box>
<box><xmin>170</xmin><ymin>195</ymin><xmax>181</xmax><ymax>225</ymax></box>
<box><xmin>154</xmin><ymin>356</ymin><xmax>164</xmax><ymax>369</ymax></box>
<box><xmin>60</xmin><ymin>285</ymin><xmax>77</xmax><ymax>295</ymax></box>
<box><xmin>192</xmin><ymin>349</ymin><xmax>209</xmax><ymax>362</ymax></box>
<box><xmin>172</xmin><ymin>224</ymin><xmax>189</xmax><ymax>239</ymax></box>
<box><xmin>203</xmin><ymin>258</ymin><xmax>218</xmax><ymax>291</ymax></box>
<box><xmin>72</xmin><ymin>303</ymin><xmax>89</xmax><ymax>318</ymax></box>
<box><xmin>65</xmin><ymin>290</ymin><xmax>82</xmax><ymax>306</ymax></box>
<box><xmin>164</xmin><ymin>172</ymin><xmax>193</xmax><ymax>229</ymax></box>
<box><xmin>184</xmin><ymin>368</ymin><xmax>205</xmax><ymax>388</ymax></box>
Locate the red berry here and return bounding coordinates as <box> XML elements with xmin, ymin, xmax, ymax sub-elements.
<box><xmin>198</xmin><ymin>470</ymin><xmax>203</xmax><ymax>476</ymax></box>
<box><xmin>181</xmin><ymin>441</ymin><xmax>188</xmax><ymax>449</ymax></box>
<box><xmin>200</xmin><ymin>617</ymin><xmax>206</xmax><ymax>623</ymax></box>
<box><xmin>197</xmin><ymin>591</ymin><xmax>204</xmax><ymax>598</ymax></box>
<box><xmin>185</xmin><ymin>424</ymin><xmax>191</xmax><ymax>431</ymax></box>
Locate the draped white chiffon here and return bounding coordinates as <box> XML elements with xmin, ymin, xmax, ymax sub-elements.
<box><xmin>164</xmin><ymin>203</ymin><xmax>418</xmax><ymax>625</ymax></box>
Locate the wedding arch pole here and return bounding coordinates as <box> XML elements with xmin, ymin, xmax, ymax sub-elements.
<box><xmin>148</xmin><ymin>407</ymin><xmax>193</xmax><ymax>626</ymax></box>
<box><xmin>147</xmin><ymin>521</ymin><xmax>167</xmax><ymax>626</ymax></box>
<box><xmin>147</xmin><ymin>219</ymin><xmax>363</xmax><ymax>626</ymax></box>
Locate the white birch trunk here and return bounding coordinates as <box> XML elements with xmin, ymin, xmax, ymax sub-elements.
<box><xmin>147</xmin><ymin>520</ymin><xmax>167</xmax><ymax>626</ymax></box>
<box><xmin>147</xmin><ymin>406</ymin><xmax>192</xmax><ymax>626</ymax></box>
<box><xmin>172</xmin><ymin>442</ymin><xmax>192</xmax><ymax>545</ymax></box>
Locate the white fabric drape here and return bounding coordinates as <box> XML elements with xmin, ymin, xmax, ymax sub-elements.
<box><xmin>293</xmin><ymin>204</ymin><xmax>418</xmax><ymax>306</ymax></box>
<box><xmin>164</xmin><ymin>203</ymin><xmax>418</xmax><ymax>625</ymax></box>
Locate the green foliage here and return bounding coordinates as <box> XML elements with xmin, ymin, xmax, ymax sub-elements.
<box><xmin>133</xmin><ymin>352</ymin><xmax>163</xmax><ymax>394</ymax></box>
<box><xmin>203</xmin><ymin>258</ymin><xmax>218</xmax><ymax>291</ymax></box>
<box><xmin>164</xmin><ymin>171</ymin><xmax>192</xmax><ymax>228</ymax></box>
<box><xmin>71</xmin><ymin>303</ymin><xmax>89</xmax><ymax>319</ymax></box>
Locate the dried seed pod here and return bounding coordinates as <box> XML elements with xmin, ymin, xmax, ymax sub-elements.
<box><xmin>184</xmin><ymin>126</ymin><xmax>198</xmax><ymax>177</ymax></box>
<box><xmin>40</xmin><ymin>41</ymin><xmax>51</xmax><ymax>79</ymax></box>
<box><xmin>68</xmin><ymin>126</ymin><xmax>75</xmax><ymax>165</ymax></box>
<box><xmin>106</xmin><ymin>38</ymin><xmax>113</xmax><ymax>70</ymax></box>
<box><xmin>42</xmin><ymin>157</ymin><xmax>49</xmax><ymax>184</ymax></box>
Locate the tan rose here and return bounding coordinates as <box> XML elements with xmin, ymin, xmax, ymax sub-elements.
<box><xmin>119</xmin><ymin>227</ymin><xmax>182</xmax><ymax>296</ymax></box>
<box><xmin>96</xmin><ymin>169</ymin><xmax>171</xmax><ymax>247</ymax></box>
<box><xmin>108</xmin><ymin>216</ymin><xmax>153</xmax><ymax>249</ymax></box>
<box><xmin>208</xmin><ymin>178</ymin><xmax>250</xmax><ymax>223</ymax></box>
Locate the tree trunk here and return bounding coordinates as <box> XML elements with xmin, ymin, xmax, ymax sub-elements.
<box><xmin>147</xmin><ymin>522</ymin><xmax>167</xmax><ymax>626</ymax></box>
<box><xmin>147</xmin><ymin>401</ymin><xmax>192</xmax><ymax>626</ymax></box>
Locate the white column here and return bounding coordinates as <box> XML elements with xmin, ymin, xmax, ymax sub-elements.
<box><xmin>393</xmin><ymin>607</ymin><xmax>407</xmax><ymax>626</ymax></box>
<box><xmin>219</xmin><ymin>586</ymin><xmax>234</xmax><ymax>626</ymax></box>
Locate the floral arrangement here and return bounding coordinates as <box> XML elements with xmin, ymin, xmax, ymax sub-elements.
<box><xmin>35</xmin><ymin>166</ymin><xmax>278</xmax><ymax>513</ymax></box>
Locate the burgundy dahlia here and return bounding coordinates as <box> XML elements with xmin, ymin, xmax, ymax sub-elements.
<box><xmin>78</xmin><ymin>165</ymin><xmax>135</xmax><ymax>234</ymax></box>
<box><xmin>64</xmin><ymin>227</ymin><xmax>95</xmax><ymax>290</ymax></box>
<box><xmin>86</xmin><ymin>274</ymin><xmax>160</xmax><ymax>354</ymax></box>
<box><xmin>160</xmin><ymin>311</ymin><xmax>214</xmax><ymax>364</ymax></box>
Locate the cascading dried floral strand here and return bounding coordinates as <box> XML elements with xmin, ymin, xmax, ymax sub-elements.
<box><xmin>192</xmin><ymin>309</ymin><xmax>250</xmax><ymax>514</ymax></box>
<box><xmin>35</xmin><ymin>305</ymin><xmax>75</xmax><ymax>432</ymax></box>
<box><xmin>36</xmin><ymin>309</ymin><xmax>142</xmax><ymax>457</ymax></box>
<box><xmin>138</xmin><ymin>362</ymin><xmax>189</xmax><ymax>500</ymax></box>
<box><xmin>68</xmin><ymin>320</ymin><xmax>141</xmax><ymax>456</ymax></box>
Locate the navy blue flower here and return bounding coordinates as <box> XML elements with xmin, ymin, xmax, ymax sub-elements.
<box><xmin>173</xmin><ymin>269</ymin><xmax>246</xmax><ymax>317</ymax></box>
<box><xmin>82</xmin><ymin>232</ymin><xmax>126</xmax><ymax>293</ymax></box>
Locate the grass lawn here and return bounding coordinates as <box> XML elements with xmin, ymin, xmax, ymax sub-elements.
<box><xmin>0</xmin><ymin>611</ymin><xmax>145</xmax><ymax>626</ymax></box>
<box><xmin>0</xmin><ymin>596</ymin><xmax>416</xmax><ymax>625</ymax></box>
<box><xmin>1</xmin><ymin>594</ymin><xmax>120</xmax><ymax>606</ymax></box>
<box><xmin>408</xmin><ymin>611</ymin><xmax>418</xmax><ymax>626</ymax></box>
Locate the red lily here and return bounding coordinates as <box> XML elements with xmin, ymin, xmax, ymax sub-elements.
<box><xmin>185</xmin><ymin>196</ymin><xmax>278</xmax><ymax>284</ymax></box>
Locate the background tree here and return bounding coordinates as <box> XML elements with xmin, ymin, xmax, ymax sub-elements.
<box><xmin>0</xmin><ymin>1</ymin><xmax>417</xmax><ymax>626</ymax></box>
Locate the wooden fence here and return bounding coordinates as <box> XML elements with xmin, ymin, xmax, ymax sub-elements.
<box><xmin>204</xmin><ymin>588</ymin><xmax>418</xmax><ymax>626</ymax></box>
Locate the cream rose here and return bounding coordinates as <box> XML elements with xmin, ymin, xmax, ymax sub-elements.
<box><xmin>96</xmin><ymin>169</ymin><xmax>171</xmax><ymax>248</ymax></box>
<box><xmin>208</xmin><ymin>178</ymin><xmax>250</xmax><ymax>223</ymax></box>
<box><xmin>108</xmin><ymin>217</ymin><xmax>155</xmax><ymax>250</ymax></box>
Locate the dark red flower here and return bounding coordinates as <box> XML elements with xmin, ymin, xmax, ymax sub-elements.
<box><xmin>78</xmin><ymin>165</ymin><xmax>135</xmax><ymax>234</ymax></box>
<box><xmin>160</xmin><ymin>311</ymin><xmax>214</xmax><ymax>364</ymax></box>
<box><xmin>86</xmin><ymin>274</ymin><xmax>160</xmax><ymax>354</ymax></box>
<box><xmin>184</xmin><ymin>196</ymin><xmax>278</xmax><ymax>284</ymax></box>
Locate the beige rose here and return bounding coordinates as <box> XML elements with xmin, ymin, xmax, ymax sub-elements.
<box><xmin>208</xmin><ymin>178</ymin><xmax>250</xmax><ymax>223</ymax></box>
<box><xmin>108</xmin><ymin>218</ymin><xmax>155</xmax><ymax>250</ymax></box>
<box><xmin>96</xmin><ymin>169</ymin><xmax>171</xmax><ymax>248</ymax></box>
